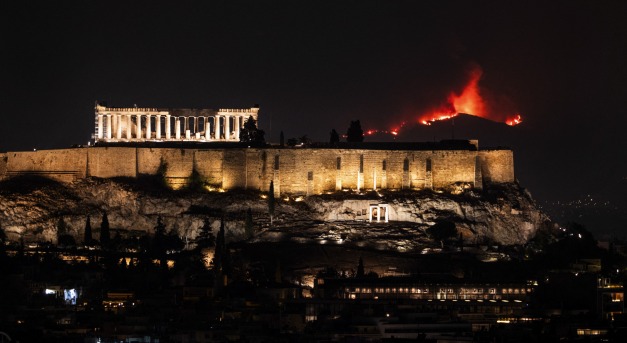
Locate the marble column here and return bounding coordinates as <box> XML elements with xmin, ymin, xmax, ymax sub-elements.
<box><xmin>111</xmin><ymin>114</ymin><xmax>117</xmax><ymax>139</ymax></box>
<box><xmin>234</xmin><ymin>116</ymin><xmax>240</xmax><ymax>141</ymax></box>
<box><xmin>175</xmin><ymin>117</ymin><xmax>180</xmax><ymax>139</ymax></box>
<box><xmin>136</xmin><ymin>114</ymin><xmax>142</xmax><ymax>139</ymax></box>
<box><xmin>97</xmin><ymin>114</ymin><xmax>104</xmax><ymax>139</ymax></box>
<box><xmin>116</xmin><ymin>114</ymin><xmax>122</xmax><ymax>140</ymax></box>
<box><xmin>204</xmin><ymin>117</ymin><xmax>210</xmax><ymax>140</ymax></box>
<box><xmin>165</xmin><ymin>115</ymin><xmax>171</xmax><ymax>139</ymax></box>
<box><xmin>215</xmin><ymin>116</ymin><xmax>221</xmax><ymax>140</ymax></box>
<box><xmin>145</xmin><ymin>114</ymin><xmax>151</xmax><ymax>139</ymax></box>
<box><xmin>106</xmin><ymin>114</ymin><xmax>112</xmax><ymax>139</ymax></box>
<box><xmin>126</xmin><ymin>114</ymin><xmax>132</xmax><ymax>139</ymax></box>
<box><xmin>225</xmin><ymin>115</ymin><xmax>231</xmax><ymax>140</ymax></box>
<box><xmin>156</xmin><ymin>115</ymin><xmax>161</xmax><ymax>139</ymax></box>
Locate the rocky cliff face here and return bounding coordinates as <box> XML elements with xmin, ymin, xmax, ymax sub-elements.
<box><xmin>0</xmin><ymin>177</ymin><xmax>548</xmax><ymax>248</ymax></box>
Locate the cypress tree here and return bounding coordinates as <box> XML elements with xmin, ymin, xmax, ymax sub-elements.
<box><xmin>346</xmin><ymin>120</ymin><xmax>364</xmax><ymax>142</ymax></box>
<box><xmin>214</xmin><ymin>215</ymin><xmax>225</xmax><ymax>271</ymax></box>
<box><xmin>153</xmin><ymin>216</ymin><xmax>167</xmax><ymax>270</ymax></box>
<box><xmin>330</xmin><ymin>129</ymin><xmax>340</xmax><ymax>146</ymax></box>
<box><xmin>279</xmin><ymin>131</ymin><xmax>285</xmax><ymax>147</ymax></box>
<box><xmin>100</xmin><ymin>212</ymin><xmax>110</xmax><ymax>248</ymax></box>
<box><xmin>56</xmin><ymin>217</ymin><xmax>74</xmax><ymax>247</ymax></box>
<box><xmin>84</xmin><ymin>215</ymin><xmax>92</xmax><ymax>245</ymax></box>
<box><xmin>196</xmin><ymin>217</ymin><xmax>215</xmax><ymax>250</ymax></box>
<box><xmin>57</xmin><ymin>217</ymin><xmax>67</xmax><ymax>236</ymax></box>
<box><xmin>357</xmin><ymin>256</ymin><xmax>365</xmax><ymax>278</ymax></box>
<box><xmin>268</xmin><ymin>181</ymin><xmax>275</xmax><ymax>226</ymax></box>
<box><xmin>0</xmin><ymin>221</ymin><xmax>6</xmax><ymax>255</ymax></box>
<box><xmin>239</xmin><ymin>116</ymin><xmax>265</xmax><ymax>143</ymax></box>
<box><xmin>245</xmin><ymin>208</ymin><xmax>254</xmax><ymax>239</ymax></box>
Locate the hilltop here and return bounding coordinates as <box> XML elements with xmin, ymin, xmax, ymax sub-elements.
<box><xmin>0</xmin><ymin>176</ymin><xmax>548</xmax><ymax>249</ymax></box>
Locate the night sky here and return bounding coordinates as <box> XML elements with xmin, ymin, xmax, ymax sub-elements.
<box><xmin>2</xmin><ymin>1</ymin><xmax>626</xmax><ymax>235</ymax></box>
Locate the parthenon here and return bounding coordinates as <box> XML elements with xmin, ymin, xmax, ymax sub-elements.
<box><xmin>93</xmin><ymin>102</ymin><xmax>259</xmax><ymax>143</ymax></box>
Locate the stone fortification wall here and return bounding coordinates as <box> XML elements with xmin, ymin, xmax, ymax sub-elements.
<box><xmin>5</xmin><ymin>149</ymin><xmax>88</xmax><ymax>182</ymax></box>
<box><xmin>2</xmin><ymin>146</ymin><xmax>515</xmax><ymax>194</ymax></box>
<box><xmin>478</xmin><ymin>150</ymin><xmax>515</xmax><ymax>184</ymax></box>
<box><xmin>0</xmin><ymin>153</ymin><xmax>7</xmax><ymax>180</ymax></box>
<box><xmin>88</xmin><ymin>147</ymin><xmax>137</xmax><ymax>178</ymax></box>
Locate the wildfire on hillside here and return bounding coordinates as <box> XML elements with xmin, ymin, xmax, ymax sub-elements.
<box><xmin>418</xmin><ymin>65</ymin><xmax>522</xmax><ymax>126</ymax></box>
<box><xmin>505</xmin><ymin>114</ymin><xmax>522</xmax><ymax>126</ymax></box>
<box><xmin>365</xmin><ymin>65</ymin><xmax>523</xmax><ymax>137</ymax></box>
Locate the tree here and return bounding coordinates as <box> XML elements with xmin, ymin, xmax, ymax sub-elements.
<box><xmin>57</xmin><ymin>217</ymin><xmax>67</xmax><ymax>237</ymax></box>
<box><xmin>156</xmin><ymin>158</ymin><xmax>169</xmax><ymax>188</ymax></box>
<box><xmin>212</xmin><ymin>229</ymin><xmax>232</xmax><ymax>290</ymax></box>
<box><xmin>239</xmin><ymin>116</ymin><xmax>265</xmax><ymax>143</ymax></box>
<box><xmin>330</xmin><ymin>129</ymin><xmax>340</xmax><ymax>146</ymax></box>
<box><xmin>245</xmin><ymin>207</ymin><xmax>254</xmax><ymax>239</ymax></box>
<box><xmin>56</xmin><ymin>217</ymin><xmax>74</xmax><ymax>247</ymax></box>
<box><xmin>268</xmin><ymin>181</ymin><xmax>275</xmax><ymax>226</ymax></box>
<box><xmin>84</xmin><ymin>215</ymin><xmax>92</xmax><ymax>245</ymax></box>
<box><xmin>0</xmin><ymin>221</ymin><xmax>6</xmax><ymax>246</ymax></box>
<box><xmin>214</xmin><ymin>215</ymin><xmax>226</xmax><ymax>272</ymax></box>
<box><xmin>154</xmin><ymin>216</ymin><xmax>166</xmax><ymax>237</ymax></box>
<box><xmin>286</xmin><ymin>138</ymin><xmax>299</xmax><ymax>147</ymax></box>
<box><xmin>0</xmin><ymin>221</ymin><xmax>7</xmax><ymax>255</ymax></box>
<box><xmin>346</xmin><ymin>120</ymin><xmax>364</xmax><ymax>142</ymax></box>
<box><xmin>111</xmin><ymin>230</ymin><xmax>122</xmax><ymax>252</ymax></box>
<box><xmin>426</xmin><ymin>220</ymin><xmax>457</xmax><ymax>248</ymax></box>
<box><xmin>356</xmin><ymin>256</ymin><xmax>365</xmax><ymax>278</ymax></box>
<box><xmin>58</xmin><ymin>234</ymin><xmax>76</xmax><ymax>248</ymax></box>
<box><xmin>152</xmin><ymin>216</ymin><xmax>168</xmax><ymax>269</ymax></box>
<box><xmin>186</xmin><ymin>167</ymin><xmax>205</xmax><ymax>191</ymax></box>
<box><xmin>196</xmin><ymin>217</ymin><xmax>216</xmax><ymax>250</ymax></box>
<box><xmin>299</xmin><ymin>135</ymin><xmax>311</xmax><ymax>146</ymax></box>
<box><xmin>152</xmin><ymin>217</ymin><xmax>184</xmax><ymax>270</ymax></box>
<box><xmin>100</xmin><ymin>212</ymin><xmax>110</xmax><ymax>248</ymax></box>
<box><xmin>279</xmin><ymin>131</ymin><xmax>285</xmax><ymax>147</ymax></box>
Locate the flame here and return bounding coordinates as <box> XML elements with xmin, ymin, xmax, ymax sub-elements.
<box><xmin>364</xmin><ymin>121</ymin><xmax>406</xmax><ymax>137</ymax></box>
<box><xmin>418</xmin><ymin>65</ymin><xmax>521</xmax><ymax>126</ymax></box>
<box><xmin>449</xmin><ymin>66</ymin><xmax>486</xmax><ymax>116</ymax></box>
<box><xmin>505</xmin><ymin>114</ymin><xmax>522</xmax><ymax>126</ymax></box>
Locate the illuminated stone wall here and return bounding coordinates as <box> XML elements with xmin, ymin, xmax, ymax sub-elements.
<box><xmin>4</xmin><ymin>149</ymin><xmax>88</xmax><ymax>182</ymax></box>
<box><xmin>0</xmin><ymin>153</ymin><xmax>7</xmax><ymax>179</ymax></box>
<box><xmin>478</xmin><ymin>150</ymin><xmax>515</xmax><ymax>184</ymax></box>
<box><xmin>1</xmin><ymin>146</ymin><xmax>515</xmax><ymax>193</ymax></box>
<box><xmin>87</xmin><ymin>147</ymin><xmax>136</xmax><ymax>178</ymax></box>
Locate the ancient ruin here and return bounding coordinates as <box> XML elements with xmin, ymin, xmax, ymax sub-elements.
<box><xmin>0</xmin><ymin>103</ymin><xmax>515</xmax><ymax>195</ymax></box>
<box><xmin>94</xmin><ymin>101</ymin><xmax>259</xmax><ymax>142</ymax></box>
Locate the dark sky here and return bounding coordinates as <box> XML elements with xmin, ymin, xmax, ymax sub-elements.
<box><xmin>2</xmin><ymin>1</ymin><xmax>627</xmax><ymax>235</ymax></box>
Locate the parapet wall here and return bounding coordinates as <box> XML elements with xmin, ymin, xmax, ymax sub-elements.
<box><xmin>1</xmin><ymin>146</ymin><xmax>515</xmax><ymax>194</ymax></box>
